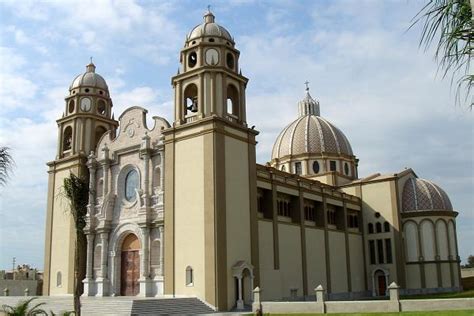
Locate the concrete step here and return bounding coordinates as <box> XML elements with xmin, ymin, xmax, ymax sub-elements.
<box><xmin>131</xmin><ymin>298</ymin><xmax>215</xmax><ymax>315</ymax></box>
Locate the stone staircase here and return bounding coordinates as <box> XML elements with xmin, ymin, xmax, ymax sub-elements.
<box><xmin>82</xmin><ymin>297</ymin><xmax>134</xmax><ymax>315</ymax></box>
<box><xmin>0</xmin><ymin>296</ymin><xmax>217</xmax><ymax>315</ymax></box>
<box><xmin>131</xmin><ymin>298</ymin><xmax>215</xmax><ymax>315</ymax></box>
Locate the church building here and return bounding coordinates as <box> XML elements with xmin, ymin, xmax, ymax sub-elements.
<box><xmin>43</xmin><ymin>10</ymin><xmax>462</xmax><ymax>311</ymax></box>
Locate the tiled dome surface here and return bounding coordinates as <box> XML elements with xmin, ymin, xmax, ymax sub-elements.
<box><xmin>402</xmin><ymin>178</ymin><xmax>453</xmax><ymax>212</ymax></box>
<box><xmin>271</xmin><ymin>115</ymin><xmax>354</xmax><ymax>160</ymax></box>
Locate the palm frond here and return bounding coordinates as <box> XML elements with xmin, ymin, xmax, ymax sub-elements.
<box><xmin>410</xmin><ymin>0</ymin><xmax>473</xmax><ymax>109</ymax></box>
<box><xmin>0</xmin><ymin>146</ymin><xmax>15</xmax><ymax>186</ymax></box>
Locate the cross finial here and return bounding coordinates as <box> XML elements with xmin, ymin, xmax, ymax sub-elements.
<box><xmin>207</xmin><ymin>4</ymin><xmax>211</xmax><ymax>12</ymax></box>
<box><xmin>304</xmin><ymin>81</ymin><xmax>310</xmax><ymax>91</ymax></box>
<box><xmin>90</xmin><ymin>56</ymin><xmax>93</xmax><ymax>64</ymax></box>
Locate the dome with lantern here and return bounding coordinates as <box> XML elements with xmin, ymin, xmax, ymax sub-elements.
<box><xmin>187</xmin><ymin>9</ymin><xmax>233</xmax><ymax>43</ymax></box>
<box><xmin>271</xmin><ymin>85</ymin><xmax>357</xmax><ymax>180</ymax></box>
<box><xmin>69</xmin><ymin>61</ymin><xmax>109</xmax><ymax>93</ymax></box>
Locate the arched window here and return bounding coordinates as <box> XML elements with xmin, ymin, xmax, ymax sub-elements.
<box><xmin>183</xmin><ymin>84</ymin><xmax>198</xmax><ymax>115</ymax></box>
<box><xmin>97</xmin><ymin>99</ymin><xmax>106</xmax><ymax>115</ymax></box>
<box><xmin>125</xmin><ymin>169</ymin><xmax>139</xmax><ymax>202</ymax></box>
<box><xmin>384</xmin><ymin>221</ymin><xmax>390</xmax><ymax>232</ymax></box>
<box><xmin>186</xmin><ymin>266</ymin><xmax>193</xmax><ymax>286</ymax></box>
<box><xmin>344</xmin><ymin>163</ymin><xmax>349</xmax><ymax>175</ymax></box>
<box><xmin>226</xmin><ymin>53</ymin><xmax>234</xmax><ymax>69</ymax></box>
<box><xmin>376</xmin><ymin>222</ymin><xmax>382</xmax><ymax>233</ymax></box>
<box><xmin>56</xmin><ymin>271</ymin><xmax>62</xmax><ymax>287</ymax></box>
<box><xmin>188</xmin><ymin>51</ymin><xmax>197</xmax><ymax>68</ymax></box>
<box><xmin>68</xmin><ymin>100</ymin><xmax>75</xmax><ymax>114</ymax></box>
<box><xmin>63</xmin><ymin>126</ymin><xmax>72</xmax><ymax>151</ymax></box>
<box><xmin>368</xmin><ymin>223</ymin><xmax>374</xmax><ymax>234</ymax></box>
<box><xmin>226</xmin><ymin>84</ymin><xmax>239</xmax><ymax>117</ymax></box>
<box><xmin>281</xmin><ymin>165</ymin><xmax>286</xmax><ymax>172</ymax></box>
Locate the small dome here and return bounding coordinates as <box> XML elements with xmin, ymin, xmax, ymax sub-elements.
<box><xmin>271</xmin><ymin>89</ymin><xmax>353</xmax><ymax>160</ymax></box>
<box><xmin>187</xmin><ymin>10</ymin><xmax>233</xmax><ymax>43</ymax></box>
<box><xmin>69</xmin><ymin>62</ymin><xmax>109</xmax><ymax>92</ymax></box>
<box><xmin>402</xmin><ymin>178</ymin><xmax>453</xmax><ymax>212</ymax></box>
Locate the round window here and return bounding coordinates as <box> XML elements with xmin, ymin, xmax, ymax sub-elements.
<box><xmin>344</xmin><ymin>163</ymin><xmax>349</xmax><ymax>175</ymax></box>
<box><xmin>188</xmin><ymin>51</ymin><xmax>197</xmax><ymax>68</ymax></box>
<box><xmin>312</xmin><ymin>161</ymin><xmax>320</xmax><ymax>174</ymax></box>
<box><xmin>125</xmin><ymin>169</ymin><xmax>139</xmax><ymax>202</ymax></box>
<box><xmin>226</xmin><ymin>53</ymin><xmax>234</xmax><ymax>69</ymax></box>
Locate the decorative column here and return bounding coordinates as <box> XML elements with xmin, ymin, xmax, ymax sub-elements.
<box><xmin>237</xmin><ymin>276</ymin><xmax>244</xmax><ymax>310</ymax></box>
<box><xmin>83</xmin><ymin>233</ymin><xmax>95</xmax><ymax>296</ymax></box>
<box><xmin>159</xmin><ymin>226</ymin><xmax>164</xmax><ymax>275</ymax></box>
<box><xmin>83</xmin><ymin>152</ymin><xmax>97</xmax><ymax>296</ymax></box>
<box><xmin>140</xmin><ymin>133</ymin><xmax>151</xmax><ymax>215</ymax></box>
<box><xmin>95</xmin><ymin>231</ymin><xmax>110</xmax><ymax>296</ymax></box>
<box><xmin>101</xmin><ymin>144</ymin><xmax>110</xmax><ymax>198</ymax></box>
<box><xmin>139</xmin><ymin>226</ymin><xmax>151</xmax><ymax>297</ymax></box>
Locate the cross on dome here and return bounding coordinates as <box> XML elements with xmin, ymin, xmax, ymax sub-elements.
<box><xmin>304</xmin><ymin>81</ymin><xmax>310</xmax><ymax>91</ymax></box>
<box><xmin>204</xmin><ymin>5</ymin><xmax>215</xmax><ymax>23</ymax></box>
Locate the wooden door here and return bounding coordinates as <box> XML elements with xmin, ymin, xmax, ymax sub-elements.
<box><xmin>121</xmin><ymin>250</ymin><xmax>140</xmax><ymax>296</ymax></box>
<box><xmin>377</xmin><ymin>275</ymin><xmax>387</xmax><ymax>296</ymax></box>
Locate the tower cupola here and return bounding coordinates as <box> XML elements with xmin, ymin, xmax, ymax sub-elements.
<box><xmin>172</xmin><ymin>9</ymin><xmax>248</xmax><ymax>126</ymax></box>
<box><xmin>56</xmin><ymin>61</ymin><xmax>118</xmax><ymax>159</ymax></box>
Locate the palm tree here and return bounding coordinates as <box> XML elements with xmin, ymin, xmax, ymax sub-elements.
<box><xmin>0</xmin><ymin>146</ymin><xmax>14</xmax><ymax>186</ymax></box>
<box><xmin>411</xmin><ymin>0</ymin><xmax>473</xmax><ymax>109</ymax></box>
<box><xmin>2</xmin><ymin>297</ymin><xmax>47</xmax><ymax>315</ymax></box>
<box><xmin>63</xmin><ymin>173</ymin><xmax>88</xmax><ymax>316</ymax></box>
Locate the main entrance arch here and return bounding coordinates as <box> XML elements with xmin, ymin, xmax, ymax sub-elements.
<box><xmin>120</xmin><ymin>234</ymin><xmax>140</xmax><ymax>296</ymax></box>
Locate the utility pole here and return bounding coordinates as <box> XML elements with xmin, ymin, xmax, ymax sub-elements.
<box><xmin>12</xmin><ymin>257</ymin><xmax>16</xmax><ymax>280</ymax></box>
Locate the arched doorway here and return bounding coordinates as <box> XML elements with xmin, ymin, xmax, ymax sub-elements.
<box><xmin>232</xmin><ymin>261</ymin><xmax>254</xmax><ymax>310</ymax></box>
<box><xmin>373</xmin><ymin>269</ymin><xmax>388</xmax><ymax>296</ymax></box>
<box><xmin>120</xmin><ymin>234</ymin><xmax>140</xmax><ymax>296</ymax></box>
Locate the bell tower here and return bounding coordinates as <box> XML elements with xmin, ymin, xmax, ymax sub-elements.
<box><xmin>164</xmin><ymin>10</ymin><xmax>259</xmax><ymax>310</ymax></box>
<box><xmin>173</xmin><ymin>10</ymin><xmax>248</xmax><ymax>126</ymax></box>
<box><xmin>43</xmin><ymin>61</ymin><xmax>118</xmax><ymax>295</ymax></box>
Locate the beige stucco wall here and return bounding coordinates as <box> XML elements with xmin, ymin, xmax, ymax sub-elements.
<box><xmin>173</xmin><ymin>136</ymin><xmax>206</xmax><ymax>297</ymax></box>
<box><xmin>224</xmin><ymin>136</ymin><xmax>252</xmax><ymax>308</ymax></box>
<box><xmin>258</xmin><ymin>220</ymin><xmax>281</xmax><ymax>301</ymax></box>
<box><xmin>48</xmin><ymin>166</ymin><xmax>78</xmax><ymax>295</ymax></box>
<box><xmin>305</xmin><ymin>228</ymin><xmax>327</xmax><ymax>291</ymax></box>
<box><xmin>278</xmin><ymin>224</ymin><xmax>303</xmax><ymax>298</ymax></box>
<box><xmin>348</xmin><ymin>234</ymin><xmax>365</xmax><ymax>292</ymax></box>
<box><xmin>328</xmin><ymin>231</ymin><xmax>348</xmax><ymax>293</ymax></box>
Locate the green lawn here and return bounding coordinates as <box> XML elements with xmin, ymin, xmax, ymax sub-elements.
<box><xmin>265</xmin><ymin>311</ymin><xmax>474</xmax><ymax>316</ymax></box>
<box><xmin>401</xmin><ymin>289</ymin><xmax>474</xmax><ymax>300</ymax></box>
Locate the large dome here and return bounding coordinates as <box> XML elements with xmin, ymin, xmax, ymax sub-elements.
<box><xmin>69</xmin><ymin>62</ymin><xmax>109</xmax><ymax>92</ymax></box>
<box><xmin>187</xmin><ymin>10</ymin><xmax>233</xmax><ymax>43</ymax></box>
<box><xmin>271</xmin><ymin>90</ymin><xmax>353</xmax><ymax>160</ymax></box>
<box><xmin>402</xmin><ymin>178</ymin><xmax>453</xmax><ymax>212</ymax></box>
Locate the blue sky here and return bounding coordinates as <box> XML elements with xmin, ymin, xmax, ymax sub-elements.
<box><xmin>0</xmin><ymin>0</ymin><xmax>472</xmax><ymax>270</ymax></box>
